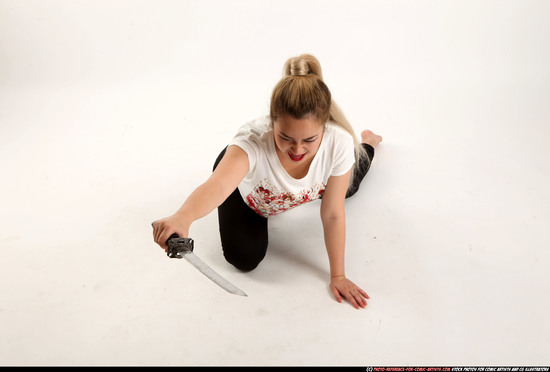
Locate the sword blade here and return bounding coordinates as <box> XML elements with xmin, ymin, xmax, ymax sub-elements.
<box><xmin>183</xmin><ymin>252</ymin><xmax>247</xmax><ymax>297</ymax></box>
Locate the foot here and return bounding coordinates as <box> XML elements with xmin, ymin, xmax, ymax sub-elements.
<box><xmin>361</xmin><ymin>130</ymin><xmax>383</xmax><ymax>148</ymax></box>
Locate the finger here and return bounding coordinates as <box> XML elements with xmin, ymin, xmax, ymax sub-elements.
<box><xmin>358</xmin><ymin>288</ymin><xmax>370</xmax><ymax>299</ymax></box>
<box><xmin>348</xmin><ymin>294</ymin><xmax>360</xmax><ymax>309</ymax></box>
<box><xmin>352</xmin><ymin>293</ymin><xmax>365</xmax><ymax>309</ymax></box>
<box><xmin>331</xmin><ymin>287</ymin><xmax>342</xmax><ymax>303</ymax></box>
<box><xmin>153</xmin><ymin>222</ymin><xmax>168</xmax><ymax>249</ymax></box>
<box><xmin>152</xmin><ymin>222</ymin><xmax>159</xmax><ymax>243</ymax></box>
<box><xmin>355</xmin><ymin>292</ymin><xmax>367</xmax><ymax>308</ymax></box>
<box><xmin>343</xmin><ymin>290</ymin><xmax>360</xmax><ymax>309</ymax></box>
<box><xmin>159</xmin><ymin>229</ymin><xmax>173</xmax><ymax>250</ymax></box>
<box><xmin>155</xmin><ymin>225</ymin><xmax>163</xmax><ymax>246</ymax></box>
<box><xmin>349</xmin><ymin>289</ymin><xmax>367</xmax><ymax>309</ymax></box>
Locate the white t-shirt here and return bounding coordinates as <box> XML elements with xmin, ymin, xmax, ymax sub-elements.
<box><xmin>229</xmin><ymin>115</ymin><xmax>355</xmax><ymax>218</ymax></box>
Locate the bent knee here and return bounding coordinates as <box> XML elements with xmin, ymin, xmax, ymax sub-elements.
<box><xmin>222</xmin><ymin>242</ymin><xmax>266</xmax><ymax>272</ymax></box>
<box><xmin>226</xmin><ymin>256</ymin><xmax>262</xmax><ymax>272</ymax></box>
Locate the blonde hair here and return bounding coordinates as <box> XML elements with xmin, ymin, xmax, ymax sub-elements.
<box><xmin>270</xmin><ymin>53</ymin><xmax>369</xmax><ymax>186</ymax></box>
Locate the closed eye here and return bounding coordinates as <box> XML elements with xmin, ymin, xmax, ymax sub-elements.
<box><xmin>279</xmin><ymin>134</ymin><xmax>318</xmax><ymax>143</ymax></box>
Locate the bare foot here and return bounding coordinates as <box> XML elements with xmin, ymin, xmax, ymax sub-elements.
<box><xmin>361</xmin><ymin>130</ymin><xmax>383</xmax><ymax>148</ymax></box>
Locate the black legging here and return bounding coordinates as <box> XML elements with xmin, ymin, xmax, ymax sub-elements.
<box><xmin>213</xmin><ymin>143</ymin><xmax>374</xmax><ymax>271</ymax></box>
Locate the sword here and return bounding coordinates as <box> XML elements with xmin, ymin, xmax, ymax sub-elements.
<box><xmin>163</xmin><ymin>232</ymin><xmax>247</xmax><ymax>297</ymax></box>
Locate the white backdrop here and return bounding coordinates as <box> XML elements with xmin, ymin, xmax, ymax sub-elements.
<box><xmin>1</xmin><ymin>0</ymin><xmax>549</xmax><ymax>366</ymax></box>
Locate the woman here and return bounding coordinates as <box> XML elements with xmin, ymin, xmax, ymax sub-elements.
<box><xmin>152</xmin><ymin>54</ymin><xmax>382</xmax><ymax>309</ymax></box>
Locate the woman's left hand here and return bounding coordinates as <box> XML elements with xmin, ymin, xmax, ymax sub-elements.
<box><xmin>330</xmin><ymin>276</ymin><xmax>370</xmax><ymax>309</ymax></box>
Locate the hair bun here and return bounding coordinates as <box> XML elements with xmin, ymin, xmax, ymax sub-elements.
<box><xmin>284</xmin><ymin>54</ymin><xmax>324</xmax><ymax>79</ymax></box>
<box><xmin>289</xmin><ymin>58</ymin><xmax>309</xmax><ymax>76</ymax></box>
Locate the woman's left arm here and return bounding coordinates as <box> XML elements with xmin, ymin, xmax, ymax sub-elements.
<box><xmin>321</xmin><ymin>169</ymin><xmax>370</xmax><ymax>309</ymax></box>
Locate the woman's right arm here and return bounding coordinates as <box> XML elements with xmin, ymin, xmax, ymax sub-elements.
<box><xmin>152</xmin><ymin>145</ymin><xmax>249</xmax><ymax>250</ymax></box>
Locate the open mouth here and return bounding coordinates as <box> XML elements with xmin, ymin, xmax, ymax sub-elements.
<box><xmin>288</xmin><ymin>152</ymin><xmax>306</xmax><ymax>162</ymax></box>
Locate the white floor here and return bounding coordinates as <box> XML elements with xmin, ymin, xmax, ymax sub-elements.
<box><xmin>1</xmin><ymin>0</ymin><xmax>549</xmax><ymax>366</ymax></box>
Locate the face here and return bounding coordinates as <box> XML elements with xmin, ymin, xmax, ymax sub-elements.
<box><xmin>273</xmin><ymin>114</ymin><xmax>324</xmax><ymax>164</ymax></box>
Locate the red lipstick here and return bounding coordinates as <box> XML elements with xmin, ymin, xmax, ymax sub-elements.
<box><xmin>288</xmin><ymin>152</ymin><xmax>306</xmax><ymax>162</ymax></box>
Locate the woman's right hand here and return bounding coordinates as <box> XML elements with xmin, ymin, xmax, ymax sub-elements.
<box><xmin>152</xmin><ymin>215</ymin><xmax>190</xmax><ymax>252</ymax></box>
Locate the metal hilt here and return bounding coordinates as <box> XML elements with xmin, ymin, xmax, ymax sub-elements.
<box><xmin>166</xmin><ymin>233</ymin><xmax>194</xmax><ymax>259</ymax></box>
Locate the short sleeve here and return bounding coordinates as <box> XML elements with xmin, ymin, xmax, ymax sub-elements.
<box><xmin>330</xmin><ymin>128</ymin><xmax>356</xmax><ymax>177</ymax></box>
<box><xmin>228</xmin><ymin>117</ymin><xmax>268</xmax><ymax>173</ymax></box>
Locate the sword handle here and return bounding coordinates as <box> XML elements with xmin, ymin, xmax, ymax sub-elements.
<box><xmin>166</xmin><ymin>233</ymin><xmax>194</xmax><ymax>259</ymax></box>
<box><xmin>167</xmin><ymin>233</ymin><xmax>180</xmax><ymax>243</ymax></box>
